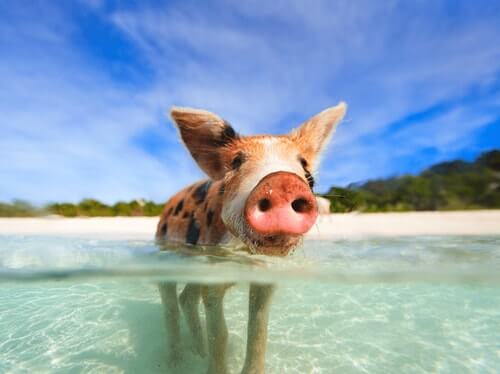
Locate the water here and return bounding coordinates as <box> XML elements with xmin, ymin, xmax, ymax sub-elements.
<box><xmin>0</xmin><ymin>235</ymin><xmax>499</xmax><ymax>373</ymax></box>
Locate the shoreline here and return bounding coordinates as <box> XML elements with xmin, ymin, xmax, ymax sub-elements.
<box><xmin>0</xmin><ymin>210</ymin><xmax>499</xmax><ymax>240</ymax></box>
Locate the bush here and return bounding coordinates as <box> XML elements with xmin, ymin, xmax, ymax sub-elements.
<box><xmin>0</xmin><ymin>200</ymin><xmax>40</xmax><ymax>217</ymax></box>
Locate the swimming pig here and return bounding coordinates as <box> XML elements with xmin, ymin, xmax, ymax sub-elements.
<box><xmin>156</xmin><ymin>102</ymin><xmax>346</xmax><ymax>373</ymax></box>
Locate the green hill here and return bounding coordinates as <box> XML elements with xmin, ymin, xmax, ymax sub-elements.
<box><xmin>322</xmin><ymin>150</ymin><xmax>500</xmax><ymax>212</ymax></box>
<box><xmin>1</xmin><ymin>149</ymin><xmax>499</xmax><ymax>217</ymax></box>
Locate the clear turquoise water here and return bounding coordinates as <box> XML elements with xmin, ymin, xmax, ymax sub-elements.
<box><xmin>0</xmin><ymin>235</ymin><xmax>499</xmax><ymax>373</ymax></box>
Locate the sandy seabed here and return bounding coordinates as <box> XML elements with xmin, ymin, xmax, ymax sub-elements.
<box><xmin>0</xmin><ymin>210</ymin><xmax>499</xmax><ymax>240</ymax></box>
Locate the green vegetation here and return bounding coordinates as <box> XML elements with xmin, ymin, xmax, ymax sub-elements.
<box><xmin>47</xmin><ymin>199</ymin><xmax>164</xmax><ymax>217</ymax></box>
<box><xmin>320</xmin><ymin>150</ymin><xmax>500</xmax><ymax>212</ymax></box>
<box><xmin>0</xmin><ymin>200</ymin><xmax>40</xmax><ymax>217</ymax></box>
<box><xmin>1</xmin><ymin>150</ymin><xmax>499</xmax><ymax>217</ymax></box>
<box><xmin>0</xmin><ymin>199</ymin><xmax>164</xmax><ymax>217</ymax></box>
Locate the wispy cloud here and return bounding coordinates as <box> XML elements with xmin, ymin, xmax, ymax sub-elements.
<box><xmin>0</xmin><ymin>1</ymin><xmax>499</xmax><ymax>203</ymax></box>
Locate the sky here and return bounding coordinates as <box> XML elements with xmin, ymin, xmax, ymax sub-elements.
<box><xmin>0</xmin><ymin>0</ymin><xmax>499</xmax><ymax>204</ymax></box>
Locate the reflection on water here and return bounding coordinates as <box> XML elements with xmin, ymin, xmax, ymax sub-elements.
<box><xmin>0</xmin><ymin>235</ymin><xmax>499</xmax><ymax>373</ymax></box>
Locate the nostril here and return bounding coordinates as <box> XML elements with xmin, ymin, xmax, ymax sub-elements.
<box><xmin>291</xmin><ymin>198</ymin><xmax>312</xmax><ymax>213</ymax></box>
<box><xmin>258</xmin><ymin>198</ymin><xmax>271</xmax><ymax>212</ymax></box>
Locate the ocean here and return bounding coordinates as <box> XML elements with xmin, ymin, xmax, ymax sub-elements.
<box><xmin>0</xmin><ymin>235</ymin><xmax>499</xmax><ymax>373</ymax></box>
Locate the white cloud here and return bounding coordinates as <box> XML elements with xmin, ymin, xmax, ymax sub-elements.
<box><xmin>1</xmin><ymin>1</ymin><xmax>499</xmax><ymax>203</ymax></box>
<box><xmin>0</xmin><ymin>5</ymin><xmax>202</xmax><ymax>203</ymax></box>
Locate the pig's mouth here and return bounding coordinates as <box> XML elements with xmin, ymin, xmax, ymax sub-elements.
<box><xmin>242</xmin><ymin>229</ymin><xmax>303</xmax><ymax>256</ymax></box>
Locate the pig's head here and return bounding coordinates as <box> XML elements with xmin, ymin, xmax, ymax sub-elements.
<box><xmin>170</xmin><ymin>102</ymin><xmax>347</xmax><ymax>256</ymax></box>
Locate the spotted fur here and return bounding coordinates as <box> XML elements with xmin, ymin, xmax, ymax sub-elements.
<box><xmin>156</xmin><ymin>179</ymin><xmax>227</xmax><ymax>245</ymax></box>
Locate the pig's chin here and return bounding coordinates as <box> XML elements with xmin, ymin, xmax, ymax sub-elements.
<box><xmin>222</xmin><ymin>211</ymin><xmax>302</xmax><ymax>256</ymax></box>
<box><xmin>242</xmin><ymin>230</ymin><xmax>303</xmax><ymax>256</ymax></box>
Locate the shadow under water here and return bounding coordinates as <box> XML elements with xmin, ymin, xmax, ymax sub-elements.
<box><xmin>0</xmin><ymin>235</ymin><xmax>499</xmax><ymax>373</ymax></box>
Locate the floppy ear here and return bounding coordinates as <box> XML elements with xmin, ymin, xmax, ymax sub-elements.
<box><xmin>289</xmin><ymin>102</ymin><xmax>347</xmax><ymax>171</ymax></box>
<box><xmin>170</xmin><ymin>106</ymin><xmax>239</xmax><ymax>180</ymax></box>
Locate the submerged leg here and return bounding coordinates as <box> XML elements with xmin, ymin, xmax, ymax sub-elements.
<box><xmin>241</xmin><ymin>283</ymin><xmax>275</xmax><ymax>374</ymax></box>
<box><xmin>179</xmin><ymin>283</ymin><xmax>206</xmax><ymax>357</ymax></box>
<box><xmin>203</xmin><ymin>283</ymin><xmax>232</xmax><ymax>374</ymax></box>
<box><xmin>158</xmin><ymin>282</ymin><xmax>182</xmax><ymax>367</ymax></box>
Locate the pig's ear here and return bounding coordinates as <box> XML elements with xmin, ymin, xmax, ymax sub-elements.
<box><xmin>170</xmin><ymin>106</ymin><xmax>238</xmax><ymax>180</ymax></box>
<box><xmin>289</xmin><ymin>102</ymin><xmax>347</xmax><ymax>171</ymax></box>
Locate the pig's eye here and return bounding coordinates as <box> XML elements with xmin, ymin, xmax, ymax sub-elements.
<box><xmin>231</xmin><ymin>153</ymin><xmax>245</xmax><ymax>170</ymax></box>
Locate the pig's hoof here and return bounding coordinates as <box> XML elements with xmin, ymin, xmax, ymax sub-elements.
<box><xmin>192</xmin><ymin>340</ymin><xmax>207</xmax><ymax>358</ymax></box>
<box><xmin>167</xmin><ymin>346</ymin><xmax>183</xmax><ymax>368</ymax></box>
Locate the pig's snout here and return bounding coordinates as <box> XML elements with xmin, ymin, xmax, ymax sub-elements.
<box><xmin>244</xmin><ymin>172</ymin><xmax>318</xmax><ymax>236</ymax></box>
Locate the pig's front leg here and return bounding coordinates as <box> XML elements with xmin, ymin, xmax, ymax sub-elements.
<box><xmin>158</xmin><ymin>282</ymin><xmax>183</xmax><ymax>367</ymax></box>
<box><xmin>180</xmin><ymin>283</ymin><xmax>206</xmax><ymax>357</ymax></box>
<box><xmin>241</xmin><ymin>283</ymin><xmax>275</xmax><ymax>374</ymax></box>
<box><xmin>203</xmin><ymin>283</ymin><xmax>232</xmax><ymax>374</ymax></box>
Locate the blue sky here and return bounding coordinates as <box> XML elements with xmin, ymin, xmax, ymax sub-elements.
<box><xmin>1</xmin><ymin>1</ymin><xmax>499</xmax><ymax>204</ymax></box>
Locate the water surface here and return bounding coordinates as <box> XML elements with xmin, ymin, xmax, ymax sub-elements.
<box><xmin>0</xmin><ymin>235</ymin><xmax>499</xmax><ymax>373</ymax></box>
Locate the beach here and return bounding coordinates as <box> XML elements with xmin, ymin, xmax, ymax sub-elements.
<box><xmin>1</xmin><ymin>210</ymin><xmax>498</xmax><ymax>240</ymax></box>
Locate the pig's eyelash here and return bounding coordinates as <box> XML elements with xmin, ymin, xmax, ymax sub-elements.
<box><xmin>231</xmin><ymin>152</ymin><xmax>245</xmax><ymax>170</ymax></box>
<box><xmin>298</xmin><ymin>156</ymin><xmax>315</xmax><ymax>189</ymax></box>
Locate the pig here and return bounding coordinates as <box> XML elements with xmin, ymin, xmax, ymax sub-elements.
<box><xmin>156</xmin><ymin>102</ymin><xmax>346</xmax><ymax>374</ymax></box>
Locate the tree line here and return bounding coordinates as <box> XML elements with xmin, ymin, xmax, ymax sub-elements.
<box><xmin>1</xmin><ymin>150</ymin><xmax>499</xmax><ymax>216</ymax></box>
<box><xmin>320</xmin><ymin>150</ymin><xmax>500</xmax><ymax>212</ymax></box>
<box><xmin>0</xmin><ymin>199</ymin><xmax>164</xmax><ymax>217</ymax></box>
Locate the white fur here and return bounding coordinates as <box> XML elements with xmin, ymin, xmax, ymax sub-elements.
<box><xmin>221</xmin><ymin>139</ymin><xmax>304</xmax><ymax>248</ymax></box>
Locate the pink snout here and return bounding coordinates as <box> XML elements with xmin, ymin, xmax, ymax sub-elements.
<box><xmin>244</xmin><ymin>172</ymin><xmax>318</xmax><ymax>236</ymax></box>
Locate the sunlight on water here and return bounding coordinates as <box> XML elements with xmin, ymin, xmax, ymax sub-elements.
<box><xmin>0</xmin><ymin>235</ymin><xmax>499</xmax><ymax>373</ymax></box>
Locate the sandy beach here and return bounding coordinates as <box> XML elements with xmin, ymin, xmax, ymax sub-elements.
<box><xmin>0</xmin><ymin>210</ymin><xmax>498</xmax><ymax>240</ymax></box>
